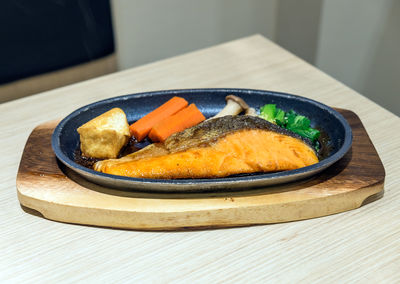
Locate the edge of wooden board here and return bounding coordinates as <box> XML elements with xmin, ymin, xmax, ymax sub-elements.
<box><xmin>16</xmin><ymin>109</ymin><xmax>385</xmax><ymax>230</ymax></box>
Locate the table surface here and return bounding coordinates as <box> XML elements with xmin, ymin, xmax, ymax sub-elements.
<box><xmin>1</xmin><ymin>35</ymin><xmax>399</xmax><ymax>282</ymax></box>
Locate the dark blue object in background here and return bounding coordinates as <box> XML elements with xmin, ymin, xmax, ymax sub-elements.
<box><xmin>0</xmin><ymin>0</ymin><xmax>114</xmax><ymax>84</ymax></box>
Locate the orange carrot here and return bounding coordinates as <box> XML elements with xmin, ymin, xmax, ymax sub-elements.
<box><xmin>129</xmin><ymin>96</ymin><xmax>188</xmax><ymax>141</ymax></box>
<box><xmin>148</xmin><ymin>103</ymin><xmax>206</xmax><ymax>142</ymax></box>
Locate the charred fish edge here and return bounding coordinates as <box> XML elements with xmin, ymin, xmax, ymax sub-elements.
<box><xmin>164</xmin><ymin>115</ymin><xmax>316</xmax><ymax>154</ymax></box>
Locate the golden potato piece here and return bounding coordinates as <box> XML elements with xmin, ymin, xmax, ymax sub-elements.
<box><xmin>77</xmin><ymin>108</ymin><xmax>130</xmax><ymax>159</ymax></box>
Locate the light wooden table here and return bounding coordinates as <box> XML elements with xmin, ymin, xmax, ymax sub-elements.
<box><xmin>1</xmin><ymin>35</ymin><xmax>399</xmax><ymax>282</ymax></box>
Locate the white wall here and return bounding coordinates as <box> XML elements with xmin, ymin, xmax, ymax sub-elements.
<box><xmin>111</xmin><ymin>0</ymin><xmax>277</xmax><ymax>69</ymax></box>
<box><xmin>315</xmin><ymin>0</ymin><xmax>399</xmax><ymax>115</ymax></box>
<box><xmin>111</xmin><ymin>0</ymin><xmax>399</xmax><ymax>115</ymax></box>
<box><xmin>275</xmin><ymin>0</ymin><xmax>322</xmax><ymax>64</ymax></box>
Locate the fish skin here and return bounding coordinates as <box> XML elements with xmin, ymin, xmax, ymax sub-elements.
<box><xmin>94</xmin><ymin>115</ymin><xmax>319</xmax><ymax>178</ymax></box>
<box><xmin>164</xmin><ymin>115</ymin><xmax>315</xmax><ymax>152</ymax></box>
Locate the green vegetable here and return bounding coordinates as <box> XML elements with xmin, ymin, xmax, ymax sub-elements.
<box><xmin>259</xmin><ymin>104</ymin><xmax>320</xmax><ymax>146</ymax></box>
<box><xmin>275</xmin><ymin>109</ymin><xmax>286</xmax><ymax>126</ymax></box>
<box><xmin>260</xmin><ymin>104</ymin><xmax>277</xmax><ymax>123</ymax></box>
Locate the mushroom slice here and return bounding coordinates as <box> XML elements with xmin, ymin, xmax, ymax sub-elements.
<box><xmin>213</xmin><ymin>95</ymin><xmax>253</xmax><ymax>118</ymax></box>
<box><xmin>245</xmin><ymin>107</ymin><xmax>257</xmax><ymax>116</ymax></box>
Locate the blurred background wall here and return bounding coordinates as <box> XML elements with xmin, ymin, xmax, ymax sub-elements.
<box><xmin>111</xmin><ymin>0</ymin><xmax>399</xmax><ymax>115</ymax></box>
<box><xmin>1</xmin><ymin>0</ymin><xmax>398</xmax><ymax>115</ymax></box>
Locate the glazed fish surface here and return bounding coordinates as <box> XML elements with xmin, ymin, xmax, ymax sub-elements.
<box><xmin>94</xmin><ymin>115</ymin><xmax>319</xmax><ymax>179</ymax></box>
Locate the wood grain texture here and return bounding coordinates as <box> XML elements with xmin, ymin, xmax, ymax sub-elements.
<box><xmin>2</xmin><ymin>35</ymin><xmax>400</xmax><ymax>282</ymax></box>
<box><xmin>16</xmin><ymin>110</ymin><xmax>384</xmax><ymax>230</ymax></box>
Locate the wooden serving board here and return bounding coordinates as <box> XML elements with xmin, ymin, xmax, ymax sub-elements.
<box><xmin>16</xmin><ymin>109</ymin><xmax>385</xmax><ymax>230</ymax></box>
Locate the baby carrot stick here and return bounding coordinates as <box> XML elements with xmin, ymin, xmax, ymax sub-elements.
<box><xmin>148</xmin><ymin>103</ymin><xmax>206</xmax><ymax>142</ymax></box>
<box><xmin>129</xmin><ymin>96</ymin><xmax>188</xmax><ymax>141</ymax></box>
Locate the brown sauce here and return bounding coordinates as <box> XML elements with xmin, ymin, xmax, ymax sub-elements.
<box><xmin>73</xmin><ymin>148</ymin><xmax>102</xmax><ymax>169</ymax></box>
<box><xmin>74</xmin><ymin>136</ymin><xmax>152</xmax><ymax>169</ymax></box>
<box><xmin>316</xmin><ymin>127</ymin><xmax>332</xmax><ymax>160</ymax></box>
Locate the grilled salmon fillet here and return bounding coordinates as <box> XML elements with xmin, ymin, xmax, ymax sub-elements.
<box><xmin>94</xmin><ymin>115</ymin><xmax>319</xmax><ymax>179</ymax></box>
